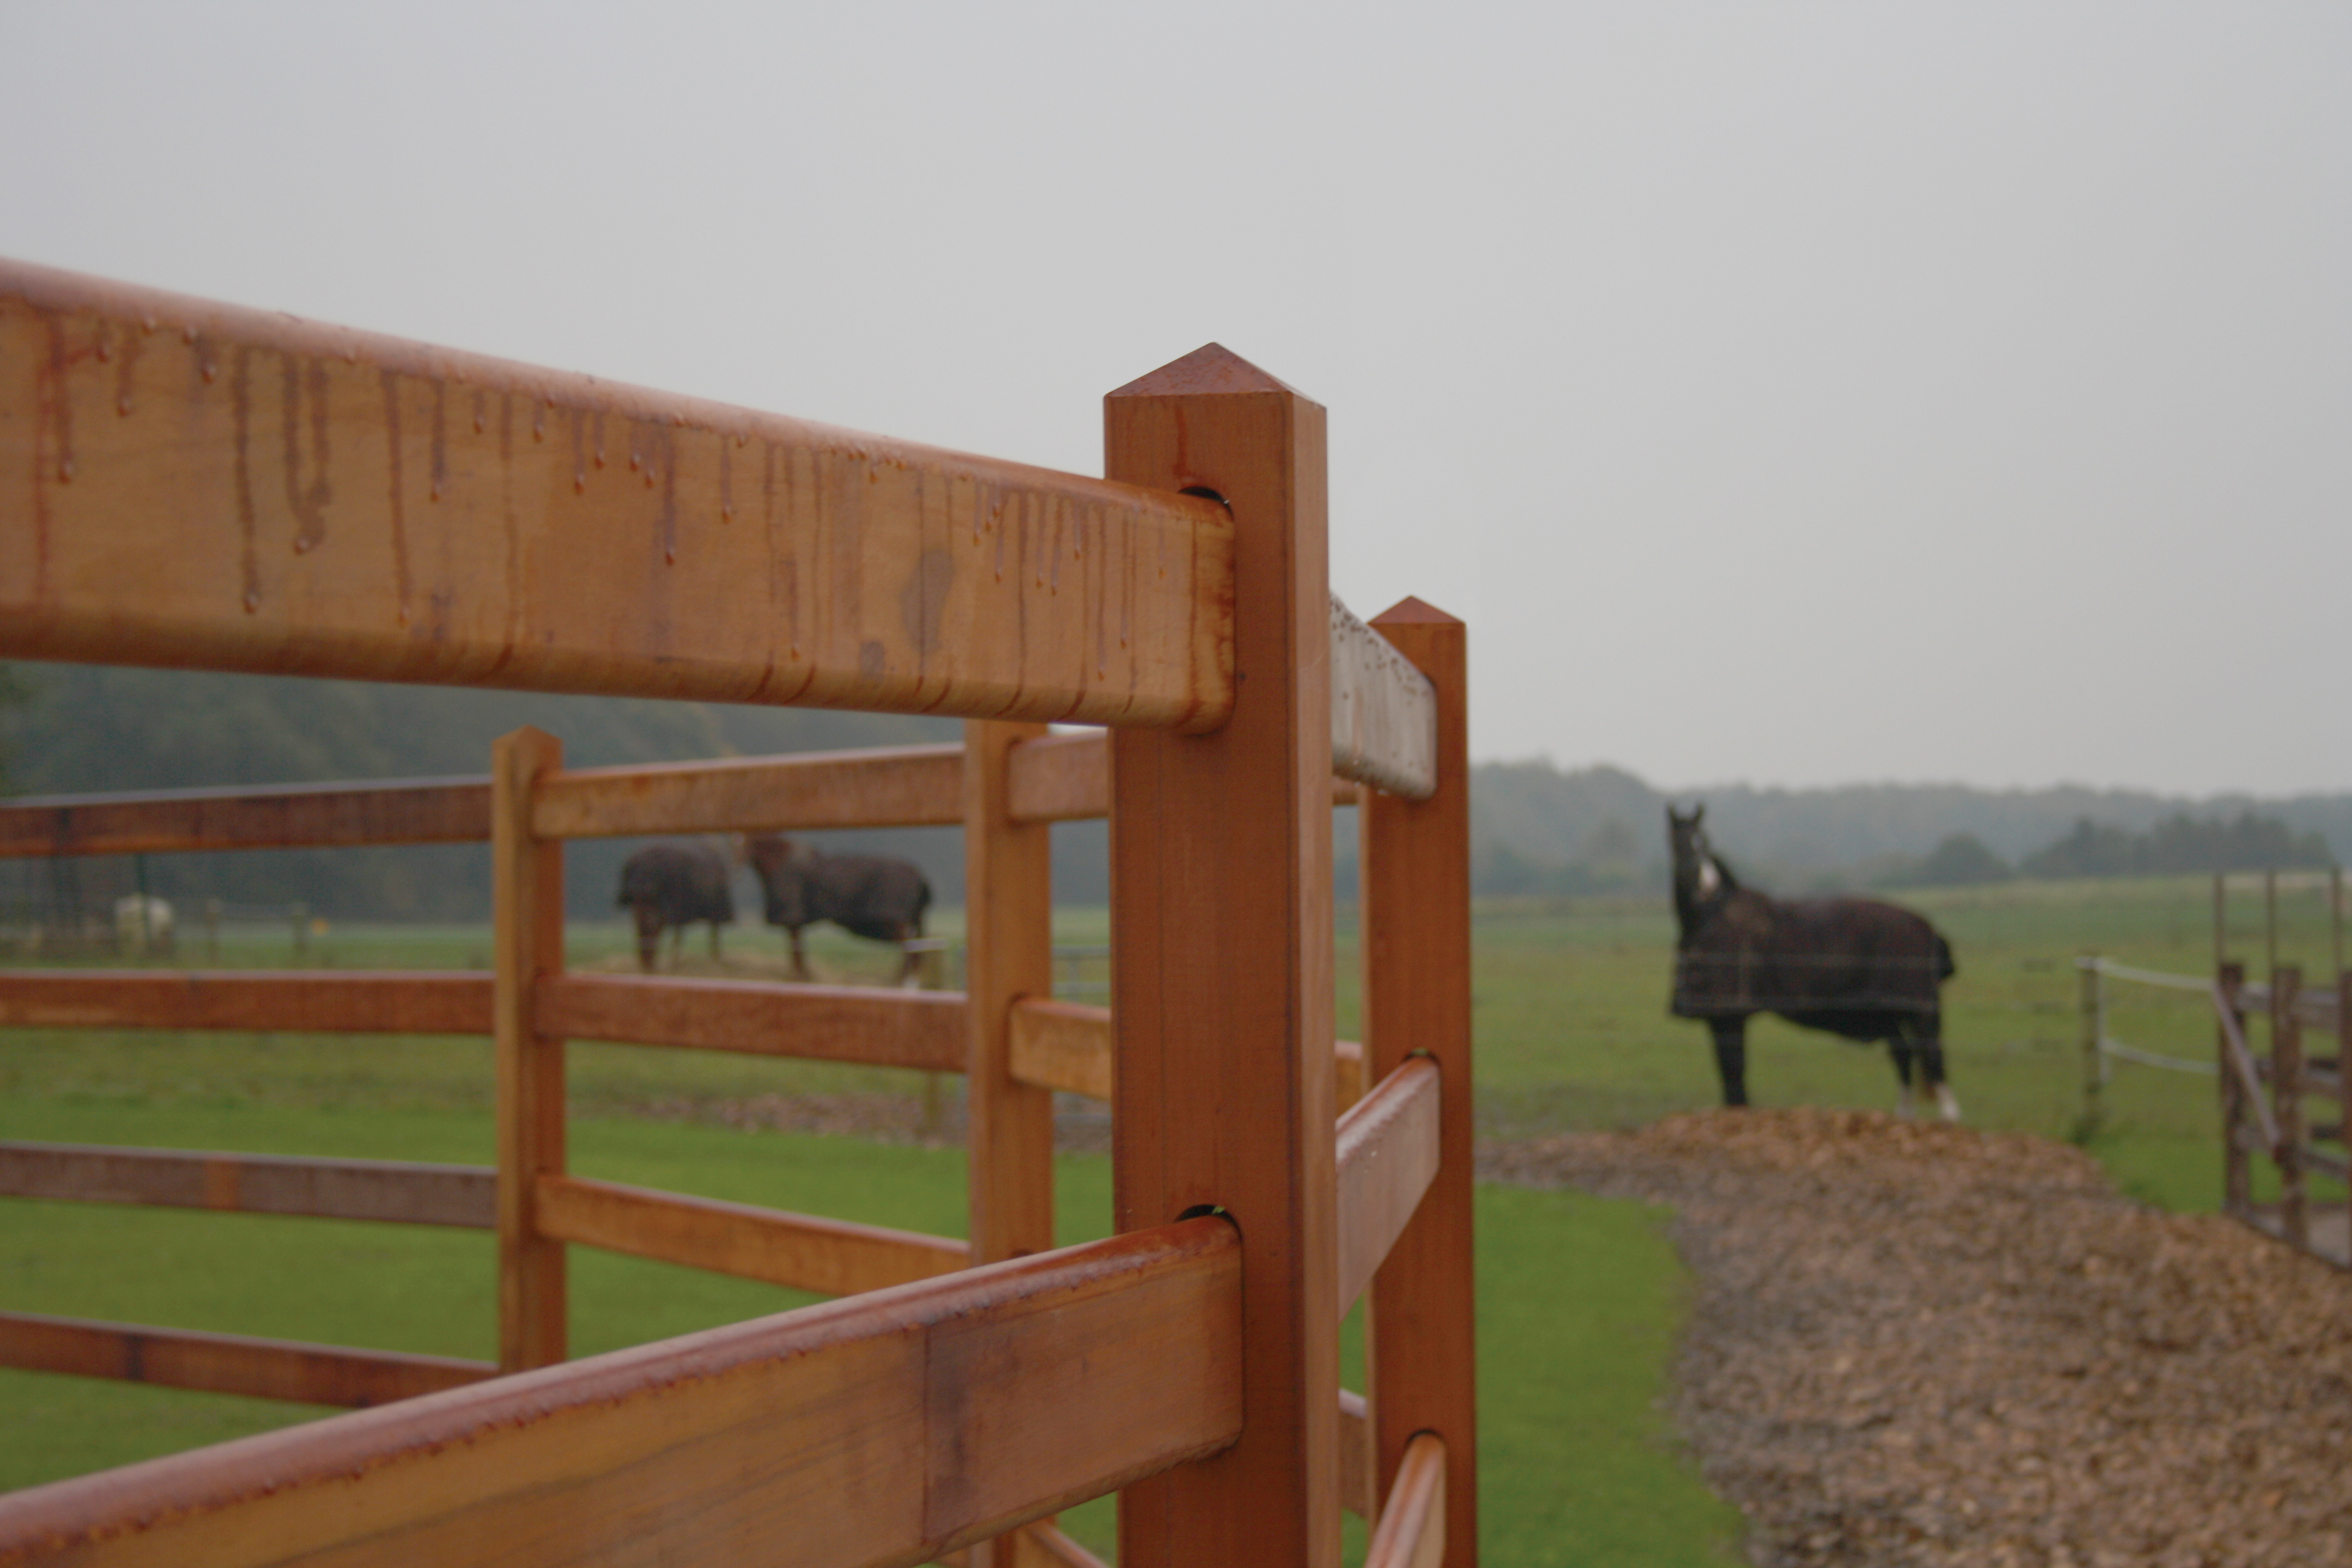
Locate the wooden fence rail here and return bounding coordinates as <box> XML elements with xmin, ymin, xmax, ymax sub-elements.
<box><xmin>0</xmin><ymin>260</ymin><xmax>1475</xmax><ymax>1568</ymax></box>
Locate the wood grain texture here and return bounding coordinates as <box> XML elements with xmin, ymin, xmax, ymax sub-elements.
<box><xmin>1106</xmin><ymin>344</ymin><xmax>1341</xmax><ymax>1568</ymax></box>
<box><xmin>0</xmin><ymin>1312</ymin><xmax>493</xmax><ymax>1408</ymax></box>
<box><xmin>963</xmin><ymin>720</ymin><xmax>1057</xmax><ymax>1269</ymax></box>
<box><xmin>962</xmin><ymin>718</ymin><xmax>1066</xmax><ymax>1568</ymax></box>
<box><xmin>1361</xmin><ymin>1434</ymin><xmax>1446</xmax><ymax>1568</ymax></box>
<box><xmin>534</xmin><ymin>1174</ymin><xmax>967</xmax><ymax>1296</ymax></box>
<box><xmin>1334</xmin><ymin>1060</ymin><xmax>1442</xmax><ymax>1321</ymax></box>
<box><xmin>1004</xmin><ymin>730</ymin><xmax>1361</xmax><ymax>825</ymax></box>
<box><xmin>537</xmin><ymin>973</ymin><xmax>967</xmax><ymax>1072</ymax></box>
<box><xmin>1328</xmin><ymin>598</ymin><xmax>1436</xmax><ymax>802</ymax></box>
<box><xmin>533</xmin><ymin>744</ymin><xmax>964</xmax><ymax>840</ymax></box>
<box><xmin>1007</xmin><ymin>998</ymin><xmax>1114</xmax><ymax>1100</ymax></box>
<box><xmin>493</xmin><ymin>727</ymin><xmax>566</xmax><ymax>1373</ymax></box>
<box><xmin>1005</xmin><ymin>731</ymin><xmax>1111</xmax><ymax>823</ymax></box>
<box><xmin>0</xmin><ymin>258</ymin><xmax>1233</xmax><ymax>731</ymax></box>
<box><xmin>0</xmin><ymin>778</ymin><xmax>488</xmax><ymax>858</ymax></box>
<box><xmin>1360</xmin><ymin>600</ymin><xmax>1477</xmax><ymax>1568</ymax></box>
<box><xmin>0</xmin><ymin>1142</ymin><xmax>493</xmax><ymax>1229</ymax></box>
<box><xmin>0</xmin><ymin>971</ymin><xmax>489</xmax><ymax>1034</ymax></box>
<box><xmin>0</xmin><ymin>1220</ymin><xmax>1243</xmax><ymax>1568</ymax></box>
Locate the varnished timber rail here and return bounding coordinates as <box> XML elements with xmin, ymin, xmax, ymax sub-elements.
<box><xmin>0</xmin><ymin>1142</ymin><xmax>493</xmax><ymax>1228</ymax></box>
<box><xmin>1362</xmin><ymin>1433</ymin><xmax>1448</xmax><ymax>1568</ymax></box>
<box><xmin>535</xmin><ymin>973</ymin><xmax>965</xmax><ymax>1071</ymax></box>
<box><xmin>1334</xmin><ymin>1059</ymin><xmax>1443</xmax><ymax>1319</ymax></box>
<box><xmin>0</xmin><ymin>777</ymin><xmax>489</xmax><ymax>857</ymax></box>
<box><xmin>1330</xmin><ymin>597</ymin><xmax>1438</xmax><ymax>801</ymax></box>
<box><xmin>0</xmin><ymin>1312</ymin><xmax>494</xmax><ymax>1409</ymax></box>
<box><xmin>532</xmin><ymin>743</ymin><xmax>965</xmax><ymax>838</ymax></box>
<box><xmin>532</xmin><ymin>1173</ymin><xmax>968</xmax><ymax>1296</ymax></box>
<box><xmin>0</xmin><ymin>971</ymin><xmax>491</xmax><ymax>1034</ymax></box>
<box><xmin>0</xmin><ymin>1218</ymin><xmax>1244</xmax><ymax>1568</ymax></box>
<box><xmin>1005</xmin><ymin>996</ymin><xmax>1371</xmax><ymax>1108</ymax></box>
<box><xmin>1005</xmin><ymin>729</ymin><xmax>1361</xmax><ymax>825</ymax></box>
<box><xmin>0</xmin><ymin>260</ymin><xmax>1236</xmax><ymax>731</ymax></box>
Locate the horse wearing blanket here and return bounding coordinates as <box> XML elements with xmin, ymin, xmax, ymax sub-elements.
<box><xmin>1667</xmin><ymin>805</ymin><xmax>1961</xmax><ymax>1120</ymax></box>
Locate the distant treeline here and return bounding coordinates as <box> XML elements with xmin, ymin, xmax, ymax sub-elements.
<box><xmin>1880</xmin><ymin>812</ymin><xmax>2336</xmax><ymax>889</ymax></box>
<box><xmin>4</xmin><ymin>665</ymin><xmax>2344</xmax><ymax>916</ymax></box>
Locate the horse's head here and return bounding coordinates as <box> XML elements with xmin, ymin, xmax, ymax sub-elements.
<box><xmin>1665</xmin><ymin>804</ymin><xmax>1725</xmax><ymax>921</ymax></box>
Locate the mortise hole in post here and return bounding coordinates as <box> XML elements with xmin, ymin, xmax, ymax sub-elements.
<box><xmin>1177</xmin><ymin>1203</ymin><xmax>1230</xmax><ymax>1225</ymax></box>
<box><xmin>1178</xmin><ymin>485</ymin><xmax>1231</xmax><ymax>513</ymax></box>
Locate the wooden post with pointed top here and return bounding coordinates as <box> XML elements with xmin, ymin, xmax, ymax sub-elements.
<box><xmin>494</xmin><ymin>726</ymin><xmax>567</xmax><ymax>1371</ymax></box>
<box><xmin>963</xmin><ymin>717</ymin><xmax>1063</xmax><ymax>1568</ymax></box>
<box><xmin>1106</xmin><ymin>345</ymin><xmax>1339</xmax><ymax>1568</ymax></box>
<box><xmin>1361</xmin><ymin>597</ymin><xmax>1478</xmax><ymax>1568</ymax></box>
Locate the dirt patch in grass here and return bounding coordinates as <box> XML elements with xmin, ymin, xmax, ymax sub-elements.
<box><xmin>1485</xmin><ymin>1108</ymin><xmax>2352</xmax><ymax>1567</ymax></box>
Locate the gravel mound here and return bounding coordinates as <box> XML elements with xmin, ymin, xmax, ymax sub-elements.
<box><xmin>1485</xmin><ymin>1108</ymin><xmax>2352</xmax><ymax>1567</ymax></box>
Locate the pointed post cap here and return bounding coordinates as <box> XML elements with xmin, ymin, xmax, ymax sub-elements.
<box><xmin>1371</xmin><ymin>596</ymin><xmax>1461</xmax><ymax>627</ymax></box>
<box><xmin>1108</xmin><ymin>343</ymin><xmax>1315</xmax><ymax>402</ymax></box>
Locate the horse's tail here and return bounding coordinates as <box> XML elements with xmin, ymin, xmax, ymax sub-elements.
<box><xmin>1935</xmin><ymin>933</ymin><xmax>1957</xmax><ymax>982</ymax></box>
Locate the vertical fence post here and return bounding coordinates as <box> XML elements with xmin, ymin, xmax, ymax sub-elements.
<box><xmin>2273</xmin><ymin>965</ymin><xmax>2306</xmax><ymax>1249</ymax></box>
<box><xmin>963</xmin><ymin>719</ymin><xmax>1058</xmax><ymax>1567</ymax></box>
<box><xmin>494</xmin><ymin>726</ymin><xmax>567</xmax><ymax>1372</ymax></box>
<box><xmin>2077</xmin><ymin>955</ymin><xmax>2103</xmax><ymax>1139</ymax></box>
<box><xmin>1106</xmin><ymin>346</ymin><xmax>1339</xmax><ymax>1568</ymax></box>
<box><xmin>1361</xmin><ymin>599</ymin><xmax>1478</xmax><ymax>1568</ymax></box>
<box><xmin>2218</xmin><ymin>960</ymin><xmax>2250</xmax><ymax>1218</ymax></box>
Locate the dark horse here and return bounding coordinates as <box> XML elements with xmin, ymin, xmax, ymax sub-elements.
<box><xmin>1668</xmin><ymin>805</ymin><xmax>1960</xmax><ymax>1119</ymax></box>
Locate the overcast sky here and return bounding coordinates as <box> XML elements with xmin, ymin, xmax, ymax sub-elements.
<box><xmin>4</xmin><ymin>2</ymin><xmax>2344</xmax><ymax>795</ymax></box>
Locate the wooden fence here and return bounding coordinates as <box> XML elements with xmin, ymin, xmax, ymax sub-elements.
<box><xmin>2216</xmin><ymin>963</ymin><xmax>2351</xmax><ymax>1268</ymax></box>
<box><xmin>0</xmin><ymin>258</ymin><xmax>1475</xmax><ymax>1568</ymax></box>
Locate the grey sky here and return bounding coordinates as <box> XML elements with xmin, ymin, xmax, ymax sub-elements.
<box><xmin>4</xmin><ymin>2</ymin><xmax>2344</xmax><ymax>795</ymax></box>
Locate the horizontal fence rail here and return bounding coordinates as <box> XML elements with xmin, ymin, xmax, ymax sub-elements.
<box><xmin>0</xmin><ymin>259</ymin><xmax>1236</xmax><ymax>731</ymax></box>
<box><xmin>536</xmin><ymin>973</ymin><xmax>966</xmax><ymax>1072</ymax></box>
<box><xmin>1362</xmin><ymin>1432</ymin><xmax>1448</xmax><ymax>1568</ymax></box>
<box><xmin>1333</xmin><ymin>1059</ymin><xmax>1443</xmax><ymax>1319</ymax></box>
<box><xmin>0</xmin><ymin>1142</ymin><xmax>494</xmax><ymax>1228</ymax></box>
<box><xmin>532</xmin><ymin>744</ymin><xmax>965</xmax><ymax>839</ymax></box>
<box><xmin>0</xmin><ymin>1312</ymin><xmax>495</xmax><ymax>1409</ymax></box>
<box><xmin>0</xmin><ymin>777</ymin><xmax>491</xmax><ymax>858</ymax></box>
<box><xmin>0</xmin><ymin>1219</ymin><xmax>1244</xmax><ymax>1568</ymax></box>
<box><xmin>532</xmin><ymin>1173</ymin><xmax>969</xmax><ymax>1296</ymax></box>
<box><xmin>0</xmin><ymin>971</ymin><xmax>491</xmax><ymax>1034</ymax></box>
<box><xmin>1330</xmin><ymin>597</ymin><xmax>1437</xmax><ymax>801</ymax></box>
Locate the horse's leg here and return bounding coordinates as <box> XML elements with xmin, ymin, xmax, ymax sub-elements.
<box><xmin>1920</xmin><ymin>1005</ymin><xmax>1961</xmax><ymax>1122</ymax></box>
<box><xmin>788</xmin><ymin>925</ymin><xmax>811</xmax><ymax>982</ymax></box>
<box><xmin>1708</xmin><ymin>1017</ymin><xmax>1750</xmax><ymax>1108</ymax></box>
<box><xmin>1889</xmin><ymin>1023</ymin><xmax>1918</xmax><ymax>1118</ymax></box>
<box><xmin>709</xmin><ymin>922</ymin><xmax>723</xmax><ymax>962</ymax></box>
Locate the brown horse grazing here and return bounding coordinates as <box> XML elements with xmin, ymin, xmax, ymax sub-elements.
<box><xmin>741</xmin><ymin>834</ymin><xmax>932</xmax><ymax>984</ymax></box>
<box><xmin>1667</xmin><ymin>805</ymin><xmax>1961</xmax><ymax>1120</ymax></box>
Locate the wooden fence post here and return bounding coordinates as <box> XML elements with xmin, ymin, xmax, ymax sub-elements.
<box><xmin>963</xmin><ymin>718</ymin><xmax>1061</xmax><ymax>1568</ymax></box>
<box><xmin>2077</xmin><ymin>955</ymin><xmax>2103</xmax><ymax>1139</ymax></box>
<box><xmin>1106</xmin><ymin>345</ymin><xmax>1339</xmax><ymax>1568</ymax></box>
<box><xmin>494</xmin><ymin>727</ymin><xmax>567</xmax><ymax>1372</ymax></box>
<box><xmin>1361</xmin><ymin>599</ymin><xmax>1478</xmax><ymax>1568</ymax></box>
<box><xmin>2218</xmin><ymin>961</ymin><xmax>2250</xmax><ymax>1218</ymax></box>
<box><xmin>2273</xmin><ymin>965</ymin><xmax>2306</xmax><ymax>1249</ymax></box>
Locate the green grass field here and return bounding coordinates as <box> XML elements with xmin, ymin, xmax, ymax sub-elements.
<box><xmin>0</xmin><ymin>875</ymin><xmax>2331</xmax><ymax>1562</ymax></box>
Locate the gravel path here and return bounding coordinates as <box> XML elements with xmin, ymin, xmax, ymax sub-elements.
<box><xmin>1484</xmin><ymin>1109</ymin><xmax>2352</xmax><ymax>1567</ymax></box>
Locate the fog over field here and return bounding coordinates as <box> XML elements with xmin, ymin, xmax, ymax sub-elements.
<box><xmin>2</xmin><ymin>3</ymin><xmax>2344</xmax><ymax>797</ymax></box>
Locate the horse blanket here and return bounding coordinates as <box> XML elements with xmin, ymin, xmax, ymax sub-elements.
<box><xmin>1671</xmin><ymin>889</ymin><xmax>1952</xmax><ymax>1022</ymax></box>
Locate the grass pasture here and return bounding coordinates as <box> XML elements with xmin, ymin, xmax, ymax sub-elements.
<box><xmin>0</xmin><ymin>874</ymin><xmax>2331</xmax><ymax>1563</ymax></box>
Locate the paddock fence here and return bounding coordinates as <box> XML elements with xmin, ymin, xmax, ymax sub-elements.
<box><xmin>2074</xmin><ymin>871</ymin><xmax>2348</xmax><ymax>1270</ymax></box>
<box><xmin>0</xmin><ymin>257</ymin><xmax>1474</xmax><ymax>1568</ymax></box>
